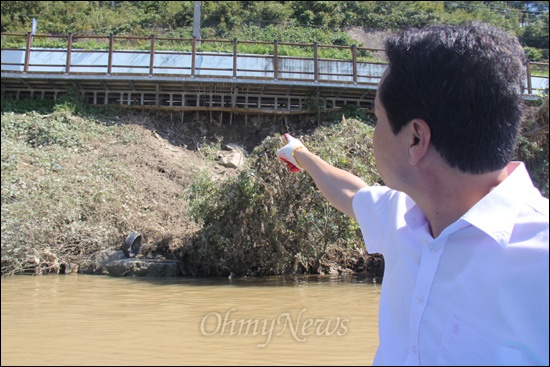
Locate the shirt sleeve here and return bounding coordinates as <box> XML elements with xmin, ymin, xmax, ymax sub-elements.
<box><xmin>352</xmin><ymin>186</ymin><xmax>399</xmax><ymax>254</ymax></box>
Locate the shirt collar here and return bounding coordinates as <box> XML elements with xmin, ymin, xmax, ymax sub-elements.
<box><xmin>404</xmin><ymin>200</ymin><xmax>429</xmax><ymax>231</ymax></box>
<box><xmin>460</xmin><ymin>162</ymin><xmax>535</xmax><ymax>248</ymax></box>
<box><xmin>403</xmin><ymin>162</ymin><xmax>538</xmax><ymax>247</ymax></box>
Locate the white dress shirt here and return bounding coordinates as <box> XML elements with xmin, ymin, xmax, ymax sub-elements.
<box><xmin>352</xmin><ymin>162</ymin><xmax>549</xmax><ymax>365</ymax></box>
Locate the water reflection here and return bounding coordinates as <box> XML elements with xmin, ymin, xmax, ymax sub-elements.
<box><xmin>2</xmin><ymin>274</ymin><xmax>380</xmax><ymax>366</ymax></box>
<box><xmin>135</xmin><ymin>272</ymin><xmax>382</xmax><ymax>287</ymax></box>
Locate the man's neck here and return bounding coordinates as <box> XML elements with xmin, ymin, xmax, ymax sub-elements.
<box><xmin>412</xmin><ymin>165</ymin><xmax>510</xmax><ymax>238</ymax></box>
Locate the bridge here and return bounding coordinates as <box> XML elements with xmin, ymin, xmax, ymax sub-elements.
<box><xmin>1</xmin><ymin>33</ymin><xmax>548</xmax><ymax>115</ymax></box>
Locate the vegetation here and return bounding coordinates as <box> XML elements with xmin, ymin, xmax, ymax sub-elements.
<box><xmin>184</xmin><ymin>116</ymin><xmax>380</xmax><ymax>277</ymax></box>
<box><xmin>0</xmin><ymin>100</ymin><xmax>218</xmax><ymax>276</ymax></box>
<box><xmin>517</xmin><ymin>92</ymin><xmax>550</xmax><ymax>197</ymax></box>
<box><xmin>1</xmin><ymin>91</ymin><xmax>548</xmax><ymax>277</ymax></box>
<box><xmin>0</xmin><ymin>93</ymin><xmax>378</xmax><ymax>277</ymax></box>
<box><xmin>1</xmin><ymin>1</ymin><xmax>548</xmax><ymax>276</ymax></box>
<box><xmin>1</xmin><ymin>2</ymin><xmax>548</xmax><ymax>39</ymax></box>
<box><xmin>1</xmin><ymin>2</ymin><xmax>548</xmax><ymax>62</ymax></box>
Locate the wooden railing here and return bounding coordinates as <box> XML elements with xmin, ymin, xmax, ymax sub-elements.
<box><xmin>1</xmin><ymin>32</ymin><xmax>547</xmax><ymax>95</ymax></box>
<box><xmin>1</xmin><ymin>32</ymin><xmax>387</xmax><ymax>86</ymax></box>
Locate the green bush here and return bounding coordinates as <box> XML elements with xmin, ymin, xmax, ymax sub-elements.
<box><xmin>525</xmin><ymin>46</ymin><xmax>543</xmax><ymax>61</ymax></box>
<box><xmin>184</xmin><ymin>117</ymin><xmax>381</xmax><ymax>277</ymax></box>
<box><xmin>517</xmin><ymin>93</ymin><xmax>549</xmax><ymax>198</ymax></box>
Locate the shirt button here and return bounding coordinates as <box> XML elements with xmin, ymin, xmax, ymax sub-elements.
<box><xmin>416</xmin><ymin>295</ymin><xmax>424</xmax><ymax>304</ymax></box>
<box><xmin>411</xmin><ymin>346</ymin><xmax>417</xmax><ymax>354</ymax></box>
<box><xmin>430</xmin><ymin>245</ymin><xmax>438</xmax><ymax>253</ymax></box>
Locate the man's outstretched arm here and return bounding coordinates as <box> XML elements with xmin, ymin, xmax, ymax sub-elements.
<box><xmin>276</xmin><ymin>134</ymin><xmax>368</xmax><ymax>219</ymax></box>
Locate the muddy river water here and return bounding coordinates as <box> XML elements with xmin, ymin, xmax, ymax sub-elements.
<box><xmin>1</xmin><ymin>273</ymin><xmax>381</xmax><ymax>365</ymax></box>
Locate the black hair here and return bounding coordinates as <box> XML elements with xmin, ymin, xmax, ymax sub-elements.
<box><xmin>379</xmin><ymin>23</ymin><xmax>527</xmax><ymax>174</ymax></box>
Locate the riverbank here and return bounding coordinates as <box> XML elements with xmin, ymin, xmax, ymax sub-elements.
<box><xmin>2</xmin><ymin>93</ymin><xmax>547</xmax><ymax>278</ymax></box>
<box><xmin>1</xmin><ymin>101</ymin><xmax>385</xmax><ymax>278</ymax></box>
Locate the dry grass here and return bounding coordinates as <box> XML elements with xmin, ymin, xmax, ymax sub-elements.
<box><xmin>0</xmin><ymin>102</ymin><xmax>327</xmax><ymax>276</ymax></box>
<box><xmin>1</xmin><ymin>108</ymin><xmax>214</xmax><ymax>275</ymax></box>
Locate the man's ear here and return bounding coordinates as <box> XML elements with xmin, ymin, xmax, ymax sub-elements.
<box><xmin>408</xmin><ymin>119</ymin><xmax>431</xmax><ymax>165</ymax></box>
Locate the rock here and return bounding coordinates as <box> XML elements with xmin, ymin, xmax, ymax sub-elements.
<box><xmin>217</xmin><ymin>143</ymin><xmax>247</xmax><ymax>169</ymax></box>
<box><xmin>218</xmin><ymin>149</ymin><xmax>245</xmax><ymax>169</ymax></box>
<box><xmin>79</xmin><ymin>249</ymin><xmax>181</xmax><ymax>277</ymax></box>
<box><xmin>105</xmin><ymin>258</ymin><xmax>181</xmax><ymax>277</ymax></box>
<box><xmin>78</xmin><ymin>260</ymin><xmax>96</xmax><ymax>275</ymax></box>
<box><xmin>365</xmin><ymin>253</ymin><xmax>385</xmax><ymax>277</ymax></box>
<box><xmin>95</xmin><ymin>249</ymin><xmax>127</xmax><ymax>265</ymax></box>
<box><xmin>221</xmin><ymin>151</ymin><xmax>245</xmax><ymax>168</ymax></box>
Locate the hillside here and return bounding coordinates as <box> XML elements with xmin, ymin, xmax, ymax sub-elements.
<box><xmin>1</xmin><ymin>2</ymin><xmax>548</xmax><ymax>61</ymax></box>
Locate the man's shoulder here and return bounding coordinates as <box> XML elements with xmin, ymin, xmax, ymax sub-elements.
<box><xmin>354</xmin><ymin>185</ymin><xmax>400</xmax><ymax>203</ymax></box>
<box><xmin>526</xmin><ymin>194</ymin><xmax>549</xmax><ymax>218</ymax></box>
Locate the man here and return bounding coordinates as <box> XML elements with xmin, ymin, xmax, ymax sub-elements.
<box><xmin>276</xmin><ymin>23</ymin><xmax>549</xmax><ymax>365</ymax></box>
